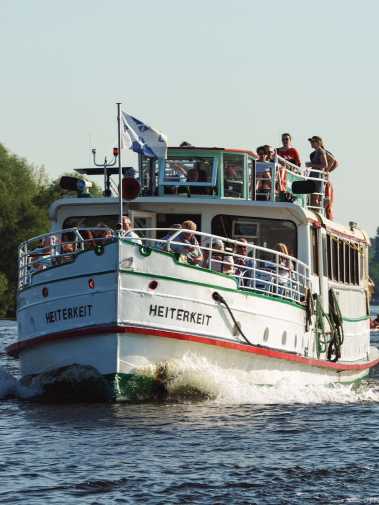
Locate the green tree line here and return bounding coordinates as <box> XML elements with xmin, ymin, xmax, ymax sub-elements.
<box><xmin>0</xmin><ymin>143</ymin><xmax>100</xmax><ymax>317</ymax></box>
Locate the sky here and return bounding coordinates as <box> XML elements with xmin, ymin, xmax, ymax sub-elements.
<box><xmin>0</xmin><ymin>0</ymin><xmax>378</xmax><ymax>235</ymax></box>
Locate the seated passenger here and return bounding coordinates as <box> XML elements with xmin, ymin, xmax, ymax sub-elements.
<box><xmin>234</xmin><ymin>239</ymin><xmax>250</xmax><ymax>277</ymax></box>
<box><xmin>120</xmin><ymin>216</ymin><xmax>142</xmax><ymax>245</ymax></box>
<box><xmin>202</xmin><ymin>239</ymin><xmax>234</xmax><ymax>274</ymax></box>
<box><xmin>274</xmin><ymin>242</ymin><xmax>294</xmax><ymax>296</ymax></box>
<box><xmin>157</xmin><ymin>224</ymin><xmax>182</xmax><ymax>251</ymax></box>
<box><xmin>29</xmin><ymin>235</ymin><xmax>58</xmax><ymax>272</ymax></box>
<box><xmin>170</xmin><ymin>220</ymin><xmax>203</xmax><ymax>265</ymax></box>
<box><xmin>223</xmin><ymin>159</ymin><xmax>244</xmax><ymax>198</ymax></box>
<box><xmin>93</xmin><ymin>223</ymin><xmax>114</xmax><ymax>245</ymax></box>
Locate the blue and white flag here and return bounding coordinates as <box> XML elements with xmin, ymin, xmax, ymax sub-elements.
<box><xmin>121</xmin><ymin>111</ymin><xmax>167</xmax><ymax>159</ymax></box>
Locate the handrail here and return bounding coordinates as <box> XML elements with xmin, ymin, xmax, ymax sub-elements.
<box><xmin>18</xmin><ymin>226</ymin><xmax>310</xmax><ymax>304</ymax></box>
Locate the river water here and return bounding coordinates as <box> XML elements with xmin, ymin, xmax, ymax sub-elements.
<box><xmin>1</xmin><ymin>319</ymin><xmax>379</xmax><ymax>505</ymax></box>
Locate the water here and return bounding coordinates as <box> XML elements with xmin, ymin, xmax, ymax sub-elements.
<box><xmin>1</xmin><ymin>320</ymin><xmax>379</xmax><ymax>504</ymax></box>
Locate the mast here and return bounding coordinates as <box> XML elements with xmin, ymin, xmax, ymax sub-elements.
<box><xmin>117</xmin><ymin>102</ymin><xmax>123</xmax><ymax>223</ymax></box>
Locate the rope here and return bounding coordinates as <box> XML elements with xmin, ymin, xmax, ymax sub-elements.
<box><xmin>314</xmin><ymin>289</ymin><xmax>344</xmax><ymax>362</ymax></box>
<box><xmin>327</xmin><ymin>288</ymin><xmax>344</xmax><ymax>362</ymax></box>
<box><xmin>212</xmin><ymin>292</ymin><xmax>253</xmax><ymax>346</ymax></box>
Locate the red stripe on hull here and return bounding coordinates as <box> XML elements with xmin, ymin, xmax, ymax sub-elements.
<box><xmin>6</xmin><ymin>324</ymin><xmax>379</xmax><ymax>372</ymax></box>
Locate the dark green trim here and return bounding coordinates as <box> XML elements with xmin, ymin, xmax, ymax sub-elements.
<box><xmin>120</xmin><ymin>268</ymin><xmax>306</xmax><ymax>311</ymax></box>
<box><xmin>18</xmin><ymin>269</ymin><xmax>116</xmax><ymax>293</ymax></box>
<box><xmin>342</xmin><ymin>315</ymin><xmax>370</xmax><ymax>322</ymax></box>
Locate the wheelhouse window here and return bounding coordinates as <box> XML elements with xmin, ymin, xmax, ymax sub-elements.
<box><xmin>223</xmin><ymin>154</ymin><xmax>244</xmax><ymax>198</ymax></box>
<box><xmin>212</xmin><ymin>215</ymin><xmax>297</xmax><ymax>257</ymax></box>
<box><xmin>159</xmin><ymin>156</ymin><xmax>217</xmax><ymax>195</ymax></box>
<box><xmin>156</xmin><ymin>214</ymin><xmax>201</xmax><ymax>238</ymax></box>
<box><xmin>139</xmin><ymin>156</ymin><xmax>158</xmax><ymax>196</ymax></box>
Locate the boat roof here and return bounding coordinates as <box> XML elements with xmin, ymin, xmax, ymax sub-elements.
<box><xmin>168</xmin><ymin>146</ymin><xmax>257</xmax><ymax>157</ymax></box>
<box><xmin>48</xmin><ymin>196</ymin><xmax>369</xmax><ymax>244</ymax></box>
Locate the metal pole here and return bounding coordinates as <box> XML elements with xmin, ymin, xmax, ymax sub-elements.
<box><xmin>117</xmin><ymin>102</ymin><xmax>123</xmax><ymax>224</ymax></box>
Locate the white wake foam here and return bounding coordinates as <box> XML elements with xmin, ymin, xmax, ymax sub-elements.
<box><xmin>0</xmin><ymin>367</ymin><xmax>41</xmax><ymax>400</ymax></box>
<box><xmin>140</xmin><ymin>353</ymin><xmax>379</xmax><ymax>405</ymax></box>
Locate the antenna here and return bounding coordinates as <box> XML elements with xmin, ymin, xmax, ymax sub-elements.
<box><xmin>91</xmin><ymin>146</ymin><xmax>118</xmax><ymax>197</ymax></box>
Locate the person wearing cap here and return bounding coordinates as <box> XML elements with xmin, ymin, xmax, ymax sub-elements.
<box><xmin>305</xmin><ymin>136</ymin><xmax>328</xmax><ymax>207</ymax></box>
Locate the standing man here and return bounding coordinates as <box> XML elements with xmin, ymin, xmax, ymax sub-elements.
<box><xmin>277</xmin><ymin>133</ymin><xmax>301</xmax><ymax>167</ymax></box>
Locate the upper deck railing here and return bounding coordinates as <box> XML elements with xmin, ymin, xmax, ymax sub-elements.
<box><xmin>139</xmin><ymin>149</ymin><xmax>328</xmax><ymax>215</ymax></box>
<box><xmin>18</xmin><ymin>226</ymin><xmax>311</xmax><ymax>305</ymax></box>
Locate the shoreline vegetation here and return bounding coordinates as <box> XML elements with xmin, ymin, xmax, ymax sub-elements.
<box><xmin>0</xmin><ymin>143</ymin><xmax>101</xmax><ymax>317</ymax></box>
<box><xmin>1</xmin><ymin>144</ymin><xmax>378</xmax><ymax>317</ymax></box>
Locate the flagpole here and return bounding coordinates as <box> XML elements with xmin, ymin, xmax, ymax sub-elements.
<box><xmin>117</xmin><ymin>102</ymin><xmax>123</xmax><ymax>224</ymax></box>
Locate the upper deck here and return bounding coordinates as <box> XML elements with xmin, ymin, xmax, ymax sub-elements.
<box><xmin>137</xmin><ymin>145</ymin><xmax>312</xmax><ymax>209</ymax></box>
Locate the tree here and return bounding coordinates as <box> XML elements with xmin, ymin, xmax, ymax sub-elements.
<box><xmin>0</xmin><ymin>144</ymin><xmax>102</xmax><ymax>317</ymax></box>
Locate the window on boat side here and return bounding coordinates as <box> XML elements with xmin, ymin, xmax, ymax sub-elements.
<box><xmin>211</xmin><ymin>215</ymin><xmax>297</xmax><ymax>258</ymax></box>
<box><xmin>311</xmin><ymin>227</ymin><xmax>319</xmax><ymax>275</ymax></box>
<box><xmin>344</xmin><ymin>242</ymin><xmax>350</xmax><ymax>284</ymax></box>
<box><xmin>332</xmin><ymin>237</ymin><xmax>339</xmax><ymax>282</ymax></box>
<box><xmin>160</xmin><ymin>157</ymin><xmax>216</xmax><ymax>196</ymax></box>
<box><xmin>63</xmin><ymin>215</ymin><xmax>119</xmax><ymax>230</ymax></box>
<box><xmin>156</xmin><ymin>214</ymin><xmax>202</xmax><ymax>239</ymax></box>
<box><xmin>139</xmin><ymin>156</ymin><xmax>159</xmax><ymax>196</ymax></box>
<box><xmin>223</xmin><ymin>154</ymin><xmax>245</xmax><ymax>198</ymax></box>
<box><xmin>326</xmin><ymin>234</ymin><xmax>361</xmax><ymax>286</ymax></box>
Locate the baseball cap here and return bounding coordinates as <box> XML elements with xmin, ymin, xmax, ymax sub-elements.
<box><xmin>308</xmin><ymin>135</ymin><xmax>323</xmax><ymax>143</ymax></box>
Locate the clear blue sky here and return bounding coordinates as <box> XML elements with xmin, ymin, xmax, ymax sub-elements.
<box><xmin>1</xmin><ymin>0</ymin><xmax>378</xmax><ymax>235</ymax></box>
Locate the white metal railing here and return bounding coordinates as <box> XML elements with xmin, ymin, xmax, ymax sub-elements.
<box><xmin>18</xmin><ymin>226</ymin><xmax>311</xmax><ymax>304</ymax></box>
<box><xmin>255</xmin><ymin>156</ymin><xmax>328</xmax><ymax>213</ymax></box>
<box><xmin>18</xmin><ymin>227</ymin><xmax>116</xmax><ymax>290</ymax></box>
<box><xmin>134</xmin><ymin>228</ymin><xmax>310</xmax><ymax>304</ymax></box>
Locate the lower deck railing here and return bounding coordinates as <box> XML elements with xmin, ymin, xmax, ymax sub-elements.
<box><xmin>18</xmin><ymin>227</ymin><xmax>311</xmax><ymax>305</ymax></box>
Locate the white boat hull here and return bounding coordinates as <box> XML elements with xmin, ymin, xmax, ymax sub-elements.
<box><xmin>9</xmin><ymin>240</ymin><xmax>379</xmax><ymax>400</ymax></box>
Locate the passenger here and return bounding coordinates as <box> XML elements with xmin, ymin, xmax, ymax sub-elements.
<box><xmin>202</xmin><ymin>238</ymin><xmax>234</xmax><ymax>274</ymax></box>
<box><xmin>255</xmin><ymin>145</ymin><xmax>272</xmax><ymax>200</ymax></box>
<box><xmin>29</xmin><ymin>235</ymin><xmax>58</xmax><ymax>271</ymax></box>
<box><xmin>276</xmin><ymin>133</ymin><xmax>301</xmax><ymax>192</ymax></box>
<box><xmin>60</xmin><ymin>232</ymin><xmax>76</xmax><ymax>263</ymax></box>
<box><xmin>277</xmin><ymin>133</ymin><xmax>301</xmax><ymax>167</ymax></box>
<box><xmin>120</xmin><ymin>216</ymin><xmax>142</xmax><ymax>245</ymax></box>
<box><xmin>93</xmin><ymin>222</ymin><xmax>114</xmax><ymax>245</ymax></box>
<box><xmin>306</xmin><ymin>136</ymin><xmax>328</xmax><ymax>208</ymax></box>
<box><xmin>234</xmin><ymin>239</ymin><xmax>249</xmax><ymax>277</ymax></box>
<box><xmin>264</xmin><ymin>145</ymin><xmax>276</xmax><ymax>162</ymax></box>
<box><xmin>170</xmin><ymin>220</ymin><xmax>203</xmax><ymax>265</ymax></box>
<box><xmin>158</xmin><ymin>224</ymin><xmax>182</xmax><ymax>251</ymax></box>
<box><xmin>275</xmin><ymin>242</ymin><xmax>293</xmax><ymax>273</ymax></box>
<box><xmin>274</xmin><ymin>242</ymin><xmax>294</xmax><ymax>296</ymax></box>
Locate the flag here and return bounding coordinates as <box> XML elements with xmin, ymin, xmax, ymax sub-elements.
<box><xmin>121</xmin><ymin>111</ymin><xmax>167</xmax><ymax>159</ymax></box>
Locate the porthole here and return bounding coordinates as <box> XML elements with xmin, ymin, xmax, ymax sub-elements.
<box><xmin>282</xmin><ymin>331</ymin><xmax>287</xmax><ymax>346</ymax></box>
<box><xmin>263</xmin><ymin>327</ymin><xmax>269</xmax><ymax>342</ymax></box>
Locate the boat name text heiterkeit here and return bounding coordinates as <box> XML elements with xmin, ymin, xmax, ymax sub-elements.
<box><xmin>45</xmin><ymin>304</ymin><xmax>93</xmax><ymax>324</ymax></box>
<box><xmin>149</xmin><ymin>304</ymin><xmax>212</xmax><ymax>326</ymax></box>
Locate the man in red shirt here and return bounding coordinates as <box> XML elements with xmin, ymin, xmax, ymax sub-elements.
<box><xmin>277</xmin><ymin>133</ymin><xmax>301</xmax><ymax>167</ymax></box>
